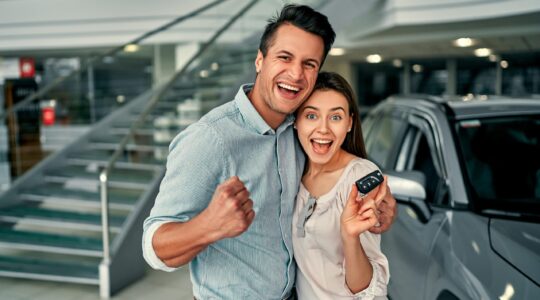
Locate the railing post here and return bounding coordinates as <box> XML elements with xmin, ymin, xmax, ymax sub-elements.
<box><xmin>99</xmin><ymin>169</ymin><xmax>111</xmax><ymax>299</ymax></box>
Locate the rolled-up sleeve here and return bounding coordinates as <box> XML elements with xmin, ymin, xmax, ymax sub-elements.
<box><xmin>342</xmin><ymin>232</ymin><xmax>389</xmax><ymax>299</ymax></box>
<box><xmin>142</xmin><ymin>121</ymin><xmax>227</xmax><ymax>270</ymax></box>
<box><xmin>142</xmin><ymin>220</ymin><xmax>178</xmax><ymax>271</ymax></box>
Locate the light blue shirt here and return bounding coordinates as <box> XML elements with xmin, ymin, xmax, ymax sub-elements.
<box><xmin>143</xmin><ymin>84</ymin><xmax>305</xmax><ymax>299</ymax></box>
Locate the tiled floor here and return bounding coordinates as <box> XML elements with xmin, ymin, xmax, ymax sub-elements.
<box><xmin>0</xmin><ymin>266</ymin><xmax>193</xmax><ymax>300</ymax></box>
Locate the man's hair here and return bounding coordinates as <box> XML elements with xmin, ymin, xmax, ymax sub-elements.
<box><xmin>259</xmin><ymin>4</ymin><xmax>335</xmax><ymax>64</ymax></box>
<box><xmin>313</xmin><ymin>72</ymin><xmax>368</xmax><ymax>159</ymax></box>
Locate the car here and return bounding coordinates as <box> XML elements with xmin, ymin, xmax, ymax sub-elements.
<box><xmin>361</xmin><ymin>95</ymin><xmax>540</xmax><ymax>300</ymax></box>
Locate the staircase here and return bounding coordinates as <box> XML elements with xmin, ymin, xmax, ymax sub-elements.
<box><xmin>0</xmin><ymin>46</ymin><xmax>255</xmax><ymax>295</ymax></box>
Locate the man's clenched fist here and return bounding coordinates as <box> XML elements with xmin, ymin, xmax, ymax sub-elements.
<box><xmin>202</xmin><ymin>176</ymin><xmax>255</xmax><ymax>240</ymax></box>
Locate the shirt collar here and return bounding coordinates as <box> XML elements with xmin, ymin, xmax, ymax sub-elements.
<box><xmin>235</xmin><ymin>84</ymin><xmax>295</xmax><ymax>135</ymax></box>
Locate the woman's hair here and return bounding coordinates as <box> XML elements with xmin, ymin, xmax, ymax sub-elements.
<box><xmin>312</xmin><ymin>71</ymin><xmax>368</xmax><ymax>159</ymax></box>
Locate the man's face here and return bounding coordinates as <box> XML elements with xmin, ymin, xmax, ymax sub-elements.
<box><xmin>252</xmin><ymin>24</ymin><xmax>324</xmax><ymax>126</ymax></box>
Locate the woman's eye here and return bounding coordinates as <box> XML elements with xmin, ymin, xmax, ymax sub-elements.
<box><xmin>331</xmin><ymin>115</ymin><xmax>342</xmax><ymax>121</ymax></box>
<box><xmin>306</xmin><ymin>113</ymin><xmax>317</xmax><ymax>120</ymax></box>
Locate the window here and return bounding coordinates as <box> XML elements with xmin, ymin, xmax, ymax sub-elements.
<box><xmin>410</xmin><ymin>132</ymin><xmax>440</xmax><ymax>203</ymax></box>
<box><xmin>400</xmin><ymin>115</ymin><xmax>445</xmax><ymax>205</ymax></box>
<box><xmin>365</xmin><ymin>114</ymin><xmax>407</xmax><ymax>169</ymax></box>
<box><xmin>454</xmin><ymin>115</ymin><xmax>540</xmax><ymax>213</ymax></box>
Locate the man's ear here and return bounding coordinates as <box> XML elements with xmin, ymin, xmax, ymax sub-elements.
<box><xmin>255</xmin><ymin>50</ymin><xmax>263</xmax><ymax>73</ymax></box>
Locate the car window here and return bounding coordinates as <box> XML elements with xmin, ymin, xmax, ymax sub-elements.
<box><xmin>365</xmin><ymin>114</ymin><xmax>406</xmax><ymax>169</ymax></box>
<box><xmin>410</xmin><ymin>131</ymin><xmax>441</xmax><ymax>203</ymax></box>
<box><xmin>454</xmin><ymin>115</ymin><xmax>540</xmax><ymax>213</ymax></box>
<box><xmin>361</xmin><ymin>113</ymin><xmax>377</xmax><ymax>139</ymax></box>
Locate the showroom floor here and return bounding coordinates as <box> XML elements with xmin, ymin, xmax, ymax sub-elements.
<box><xmin>0</xmin><ymin>266</ymin><xmax>193</xmax><ymax>300</ymax></box>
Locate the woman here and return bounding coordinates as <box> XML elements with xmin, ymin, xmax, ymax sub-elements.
<box><xmin>292</xmin><ymin>72</ymin><xmax>389</xmax><ymax>299</ymax></box>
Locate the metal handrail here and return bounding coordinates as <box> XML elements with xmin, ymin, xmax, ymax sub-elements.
<box><xmin>0</xmin><ymin>0</ymin><xmax>226</xmax><ymax>122</ymax></box>
<box><xmin>99</xmin><ymin>0</ymin><xmax>259</xmax><ymax>265</ymax></box>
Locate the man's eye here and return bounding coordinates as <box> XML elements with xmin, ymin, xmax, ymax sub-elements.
<box><xmin>279</xmin><ymin>56</ymin><xmax>291</xmax><ymax>61</ymax></box>
<box><xmin>306</xmin><ymin>113</ymin><xmax>317</xmax><ymax>120</ymax></box>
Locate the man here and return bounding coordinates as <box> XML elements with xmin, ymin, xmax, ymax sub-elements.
<box><xmin>143</xmin><ymin>4</ymin><xmax>396</xmax><ymax>299</ymax></box>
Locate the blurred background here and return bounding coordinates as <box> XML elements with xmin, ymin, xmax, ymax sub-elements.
<box><xmin>0</xmin><ymin>0</ymin><xmax>538</xmax><ymax>299</ymax></box>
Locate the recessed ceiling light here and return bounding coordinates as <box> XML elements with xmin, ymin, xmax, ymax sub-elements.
<box><xmin>453</xmin><ymin>38</ymin><xmax>475</xmax><ymax>47</ymax></box>
<box><xmin>412</xmin><ymin>64</ymin><xmax>423</xmax><ymax>72</ymax></box>
<box><xmin>500</xmin><ymin>60</ymin><xmax>509</xmax><ymax>69</ymax></box>
<box><xmin>392</xmin><ymin>59</ymin><xmax>402</xmax><ymax>68</ymax></box>
<box><xmin>329</xmin><ymin>48</ymin><xmax>346</xmax><ymax>56</ymax></box>
<box><xmin>474</xmin><ymin>48</ymin><xmax>492</xmax><ymax>57</ymax></box>
<box><xmin>199</xmin><ymin>70</ymin><xmax>209</xmax><ymax>78</ymax></box>
<box><xmin>366</xmin><ymin>54</ymin><xmax>382</xmax><ymax>63</ymax></box>
<box><xmin>123</xmin><ymin>44</ymin><xmax>139</xmax><ymax>53</ymax></box>
<box><xmin>488</xmin><ymin>54</ymin><xmax>498</xmax><ymax>62</ymax></box>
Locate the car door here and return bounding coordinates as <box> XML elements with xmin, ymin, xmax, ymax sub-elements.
<box><xmin>377</xmin><ymin>111</ymin><xmax>450</xmax><ymax>300</ymax></box>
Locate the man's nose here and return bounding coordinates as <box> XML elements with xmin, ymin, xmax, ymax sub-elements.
<box><xmin>288</xmin><ymin>61</ymin><xmax>303</xmax><ymax>81</ymax></box>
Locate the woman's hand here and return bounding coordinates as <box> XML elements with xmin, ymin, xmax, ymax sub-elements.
<box><xmin>340</xmin><ymin>184</ymin><xmax>380</xmax><ymax>240</ymax></box>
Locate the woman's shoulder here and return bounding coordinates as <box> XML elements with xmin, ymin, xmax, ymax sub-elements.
<box><xmin>344</xmin><ymin>156</ymin><xmax>380</xmax><ymax>179</ymax></box>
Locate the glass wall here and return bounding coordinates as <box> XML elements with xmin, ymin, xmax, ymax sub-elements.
<box><xmin>354</xmin><ymin>51</ymin><xmax>540</xmax><ymax>105</ymax></box>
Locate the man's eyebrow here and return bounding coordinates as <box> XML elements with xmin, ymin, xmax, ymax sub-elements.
<box><xmin>277</xmin><ymin>50</ymin><xmax>293</xmax><ymax>56</ymax></box>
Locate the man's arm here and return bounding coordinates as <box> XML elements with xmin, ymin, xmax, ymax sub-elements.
<box><xmin>143</xmin><ymin>122</ymin><xmax>252</xmax><ymax>269</ymax></box>
<box><xmin>152</xmin><ymin>176</ymin><xmax>255</xmax><ymax>268</ymax></box>
<box><xmin>369</xmin><ymin>176</ymin><xmax>397</xmax><ymax>234</ymax></box>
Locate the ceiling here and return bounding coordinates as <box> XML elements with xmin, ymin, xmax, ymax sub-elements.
<box><xmin>1</xmin><ymin>0</ymin><xmax>539</xmax><ymax>65</ymax></box>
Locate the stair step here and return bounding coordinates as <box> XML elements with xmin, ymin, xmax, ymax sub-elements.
<box><xmin>90</xmin><ymin>133</ymin><xmax>170</xmax><ymax>148</ymax></box>
<box><xmin>87</xmin><ymin>142</ymin><xmax>164</xmax><ymax>153</ymax></box>
<box><xmin>0</xmin><ymin>255</ymin><xmax>99</xmax><ymax>284</ymax></box>
<box><xmin>0</xmin><ymin>205</ymin><xmax>125</xmax><ymax>232</ymax></box>
<box><xmin>45</xmin><ymin>165</ymin><xmax>155</xmax><ymax>188</ymax></box>
<box><xmin>0</xmin><ymin>227</ymin><xmax>103</xmax><ymax>257</ymax></box>
<box><xmin>112</xmin><ymin>119</ymin><xmax>182</xmax><ymax>131</ymax></box>
<box><xmin>67</xmin><ymin>148</ymin><xmax>165</xmax><ymax>171</ymax></box>
<box><xmin>19</xmin><ymin>182</ymin><xmax>140</xmax><ymax>211</ymax></box>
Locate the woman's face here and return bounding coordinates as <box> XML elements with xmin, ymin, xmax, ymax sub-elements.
<box><xmin>295</xmin><ymin>89</ymin><xmax>352</xmax><ymax>166</ymax></box>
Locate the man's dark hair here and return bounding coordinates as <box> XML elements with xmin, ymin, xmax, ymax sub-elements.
<box><xmin>259</xmin><ymin>4</ymin><xmax>335</xmax><ymax>64</ymax></box>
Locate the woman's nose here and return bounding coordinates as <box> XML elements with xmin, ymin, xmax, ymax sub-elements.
<box><xmin>316</xmin><ymin>119</ymin><xmax>329</xmax><ymax>133</ymax></box>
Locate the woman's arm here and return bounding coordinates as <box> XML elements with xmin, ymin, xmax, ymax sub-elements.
<box><xmin>340</xmin><ymin>184</ymin><xmax>380</xmax><ymax>293</ymax></box>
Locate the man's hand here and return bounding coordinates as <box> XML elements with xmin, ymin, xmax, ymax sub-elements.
<box><xmin>201</xmin><ymin>176</ymin><xmax>255</xmax><ymax>240</ymax></box>
<box><xmin>369</xmin><ymin>176</ymin><xmax>397</xmax><ymax>234</ymax></box>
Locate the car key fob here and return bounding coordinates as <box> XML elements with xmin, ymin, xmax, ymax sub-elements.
<box><xmin>355</xmin><ymin>170</ymin><xmax>384</xmax><ymax>197</ymax></box>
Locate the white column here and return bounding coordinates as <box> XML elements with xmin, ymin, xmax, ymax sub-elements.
<box><xmin>152</xmin><ymin>44</ymin><xmax>176</xmax><ymax>87</ymax></box>
<box><xmin>446</xmin><ymin>59</ymin><xmax>457</xmax><ymax>96</ymax></box>
<box><xmin>403</xmin><ymin>61</ymin><xmax>411</xmax><ymax>95</ymax></box>
<box><xmin>322</xmin><ymin>60</ymin><xmax>358</xmax><ymax>100</ymax></box>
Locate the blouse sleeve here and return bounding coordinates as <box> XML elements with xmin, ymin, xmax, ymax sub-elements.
<box><xmin>337</xmin><ymin>158</ymin><xmax>390</xmax><ymax>299</ymax></box>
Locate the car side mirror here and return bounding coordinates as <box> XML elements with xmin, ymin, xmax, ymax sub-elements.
<box><xmin>385</xmin><ymin>170</ymin><xmax>432</xmax><ymax>223</ymax></box>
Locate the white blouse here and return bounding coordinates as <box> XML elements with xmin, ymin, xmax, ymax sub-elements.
<box><xmin>292</xmin><ymin>157</ymin><xmax>389</xmax><ymax>300</ymax></box>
